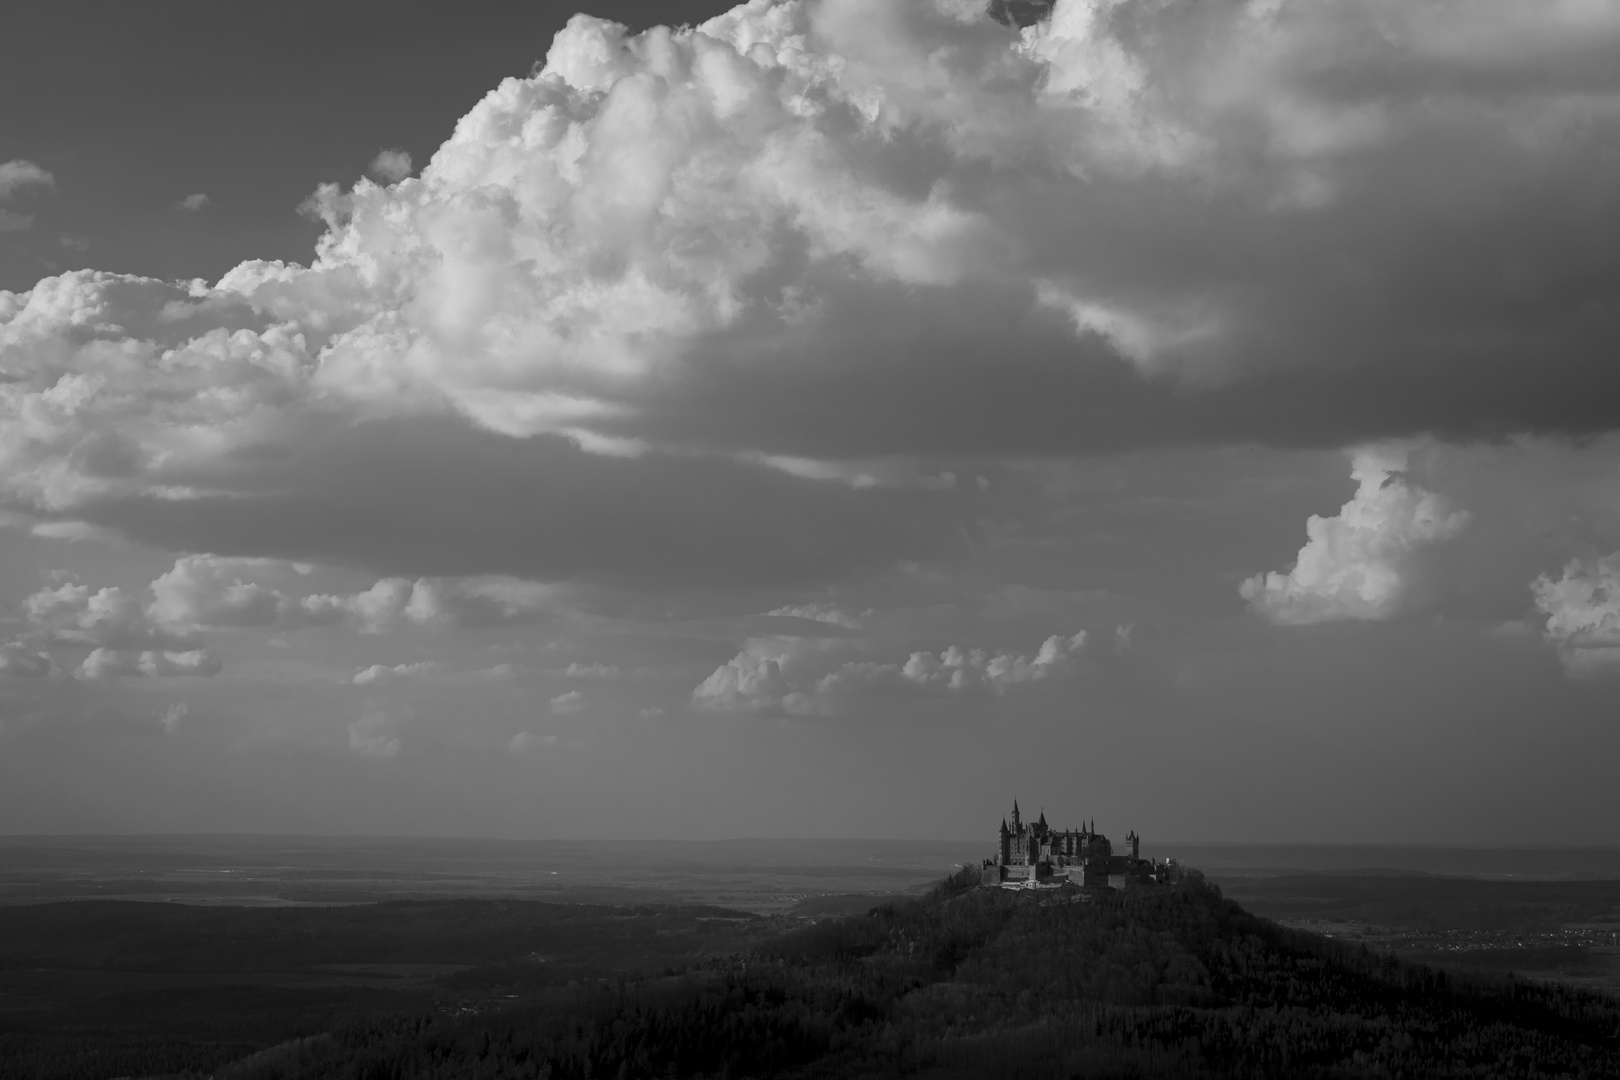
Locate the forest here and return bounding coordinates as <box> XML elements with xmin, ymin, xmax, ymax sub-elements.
<box><xmin>5</xmin><ymin>871</ymin><xmax>1618</xmax><ymax>1079</ymax></box>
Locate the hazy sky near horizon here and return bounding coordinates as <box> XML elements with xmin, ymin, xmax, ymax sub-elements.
<box><xmin>3</xmin><ymin>0</ymin><xmax>1620</xmax><ymax>844</ymax></box>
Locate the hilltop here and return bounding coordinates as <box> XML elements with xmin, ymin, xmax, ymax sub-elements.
<box><xmin>191</xmin><ymin>870</ymin><xmax>1620</xmax><ymax>1079</ymax></box>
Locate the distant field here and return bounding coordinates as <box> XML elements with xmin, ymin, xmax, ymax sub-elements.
<box><xmin>1214</xmin><ymin>872</ymin><xmax>1620</xmax><ymax>996</ymax></box>
<box><xmin>0</xmin><ymin>834</ymin><xmax>985</xmax><ymax>911</ymax></box>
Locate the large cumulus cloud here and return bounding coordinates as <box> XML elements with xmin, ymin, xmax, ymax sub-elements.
<box><xmin>3</xmin><ymin>0</ymin><xmax>1619</xmax><ymax>588</ymax></box>
<box><xmin>1241</xmin><ymin>445</ymin><xmax>1471</xmax><ymax>624</ymax></box>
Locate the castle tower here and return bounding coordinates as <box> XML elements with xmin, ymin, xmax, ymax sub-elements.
<box><xmin>998</xmin><ymin>818</ymin><xmax>1011</xmax><ymax>864</ymax></box>
<box><xmin>1010</xmin><ymin>800</ymin><xmax>1021</xmax><ymax>833</ymax></box>
<box><xmin>1126</xmin><ymin>830</ymin><xmax>1140</xmax><ymax>860</ymax></box>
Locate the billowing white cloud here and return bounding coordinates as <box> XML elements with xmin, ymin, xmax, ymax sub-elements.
<box><xmin>1532</xmin><ymin>555</ymin><xmax>1620</xmax><ymax>677</ymax></box>
<box><xmin>1</xmin><ymin>0</ymin><xmax>1617</xmax><ymax>594</ymax></box>
<box><xmin>1241</xmin><ymin>446</ymin><xmax>1471</xmax><ymax>625</ymax></box>
<box><xmin>0</xmin><ymin>160</ymin><xmax>54</xmax><ymax>199</ymax></box>
<box><xmin>175</xmin><ymin>193</ymin><xmax>211</xmax><ymax>212</ymax></box>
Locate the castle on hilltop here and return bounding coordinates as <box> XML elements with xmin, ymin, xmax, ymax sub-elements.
<box><xmin>980</xmin><ymin>800</ymin><xmax>1174</xmax><ymax>889</ymax></box>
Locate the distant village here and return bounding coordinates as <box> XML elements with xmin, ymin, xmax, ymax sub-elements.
<box><xmin>981</xmin><ymin>801</ymin><xmax>1179</xmax><ymax>890</ymax></box>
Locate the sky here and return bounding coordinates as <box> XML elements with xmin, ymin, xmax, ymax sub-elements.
<box><xmin>2</xmin><ymin>0</ymin><xmax>1619</xmax><ymax>845</ymax></box>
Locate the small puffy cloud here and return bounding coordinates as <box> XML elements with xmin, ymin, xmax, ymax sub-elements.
<box><xmin>0</xmin><ymin>210</ymin><xmax>33</xmax><ymax>233</ymax></box>
<box><xmin>158</xmin><ymin>702</ymin><xmax>189</xmax><ymax>734</ymax></box>
<box><xmin>59</xmin><ymin>235</ymin><xmax>91</xmax><ymax>252</ymax></box>
<box><xmin>7</xmin><ymin>557</ymin><xmax>561</xmax><ymax>678</ymax></box>
<box><xmin>509</xmin><ymin>730</ymin><xmax>558</xmax><ymax>752</ymax></box>
<box><xmin>78</xmin><ymin>647</ymin><xmax>221</xmax><ymax>680</ymax></box>
<box><xmin>692</xmin><ymin>626</ymin><xmax>1088</xmax><ymax>715</ymax></box>
<box><xmin>352</xmin><ymin>661</ymin><xmax>445</xmax><ymax>685</ymax></box>
<box><xmin>1532</xmin><ymin>555</ymin><xmax>1620</xmax><ymax>677</ymax></box>
<box><xmin>549</xmin><ymin>690</ymin><xmax>585</xmax><ymax>715</ymax></box>
<box><xmin>149</xmin><ymin>556</ymin><xmax>289</xmax><ymax>632</ymax></box>
<box><xmin>368</xmin><ymin>149</ymin><xmax>413</xmax><ymax>182</ymax></box>
<box><xmin>143</xmin><ymin>556</ymin><xmax>558</xmax><ymax>634</ymax></box>
<box><xmin>0</xmin><ymin>160</ymin><xmax>54</xmax><ymax>199</ymax></box>
<box><xmin>1241</xmin><ymin>446</ymin><xmax>1471</xmax><ymax>625</ymax></box>
<box><xmin>638</xmin><ymin>706</ymin><xmax>666</xmax><ymax>718</ymax></box>
<box><xmin>349</xmin><ymin>711</ymin><xmax>401</xmax><ymax>758</ymax></box>
<box><xmin>899</xmin><ymin>631</ymin><xmax>1088</xmax><ymax>692</ymax></box>
<box><xmin>24</xmin><ymin>580</ymin><xmax>181</xmax><ymax>649</ymax></box>
<box><xmin>175</xmin><ymin>193</ymin><xmax>211</xmax><ymax>212</ymax></box>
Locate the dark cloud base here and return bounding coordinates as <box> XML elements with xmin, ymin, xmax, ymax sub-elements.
<box><xmin>85</xmin><ymin>416</ymin><xmax>969</xmax><ymax>589</ymax></box>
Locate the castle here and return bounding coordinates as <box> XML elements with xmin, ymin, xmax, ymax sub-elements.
<box><xmin>980</xmin><ymin>800</ymin><xmax>1171</xmax><ymax>889</ymax></box>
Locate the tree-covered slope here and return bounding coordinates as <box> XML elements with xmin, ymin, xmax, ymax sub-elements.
<box><xmin>214</xmin><ymin>872</ymin><xmax>1620</xmax><ymax>1079</ymax></box>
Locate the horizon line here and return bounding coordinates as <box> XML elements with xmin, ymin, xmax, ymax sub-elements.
<box><xmin>3</xmin><ymin>832</ymin><xmax>1620</xmax><ymax>851</ymax></box>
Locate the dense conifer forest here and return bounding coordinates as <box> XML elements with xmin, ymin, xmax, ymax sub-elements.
<box><xmin>8</xmin><ymin>871</ymin><xmax>1610</xmax><ymax>1079</ymax></box>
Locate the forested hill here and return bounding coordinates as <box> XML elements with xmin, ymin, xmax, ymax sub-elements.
<box><xmin>217</xmin><ymin>871</ymin><xmax>1620</xmax><ymax>1080</ymax></box>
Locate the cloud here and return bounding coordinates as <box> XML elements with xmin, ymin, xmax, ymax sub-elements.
<box><xmin>149</xmin><ymin>556</ymin><xmax>291</xmax><ymax>632</ymax></box>
<box><xmin>1241</xmin><ymin>446</ymin><xmax>1471</xmax><ymax>625</ymax></box>
<box><xmin>509</xmin><ymin>730</ymin><xmax>558</xmax><ymax>752</ymax></box>
<box><xmin>5</xmin><ymin>556</ymin><xmax>561</xmax><ymax>677</ymax></box>
<box><xmin>144</xmin><ymin>555</ymin><xmax>558</xmax><ymax>633</ymax></box>
<box><xmin>0</xmin><ymin>210</ymin><xmax>33</xmax><ymax>233</ymax></box>
<box><xmin>765</xmin><ymin>604</ymin><xmax>865</xmax><ymax>630</ymax></box>
<box><xmin>1532</xmin><ymin>555</ymin><xmax>1620</xmax><ymax>677</ymax></box>
<box><xmin>175</xmin><ymin>193</ymin><xmax>211</xmax><ymax>212</ymax></box>
<box><xmin>352</xmin><ymin>661</ymin><xmax>445</xmax><ymax>685</ymax></box>
<box><xmin>563</xmin><ymin>661</ymin><xmax>620</xmax><ymax>679</ymax></box>
<box><xmin>691</xmin><ymin>625</ymin><xmax>1088</xmax><ymax>714</ymax></box>
<box><xmin>0</xmin><ymin>160</ymin><xmax>54</xmax><ymax>199</ymax></box>
<box><xmin>24</xmin><ymin>580</ymin><xmax>185</xmax><ymax>649</ymax></box>
<box><xmin>158</xmin><ymin>702</ymin><xmax>189</xmax><ymax>734</ymax></box>
<box><xmin>897</xmin><ymin>631</ymin><xmax>1089</xmax><ymax>691</ymax></box>
<box><xmin>78</xmin><ymin>647</ymin><xmax>221</xmax><ymax>680</ymax></box>
<box><xmin>368</xmin><ymin>149</ymin><xmax>412</xmax><ymax>182</ymax></box>
<box><xmin>2</xmin><ymin>0</ymin><xmax>1619</xmax><ymax>594</ymax></box>
<box><xmin>349</xmin><ymin>711</ymin><xmax>401</xmax><ymax>758</ymax></box>
<box><xmin>549</xmin><ymin>690</ymin><xmax>585</xmax><ymax>715</ymax></box>
<box><xmin>0</xmin><ymin>643</ymin><xmax>53</xmax><ymax>678</ymax></box>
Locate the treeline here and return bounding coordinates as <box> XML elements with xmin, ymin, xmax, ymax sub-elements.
<box><xmin>202</xmin><ymin>871</ymin><xmax>1620</xmax><ymax>1080</ymax></box>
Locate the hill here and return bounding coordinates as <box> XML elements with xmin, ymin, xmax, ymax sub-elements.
<box><xmin>200</xmin><ymin>871</ymin><xmax>1620</xmax><ymax>1079</ymax></box>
